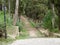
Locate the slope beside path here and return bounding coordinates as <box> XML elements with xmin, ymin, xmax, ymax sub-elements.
<box><xmin>20</xmin><ymin>16</ymin><xmax>40</xmax><ymax>37</ymax></box>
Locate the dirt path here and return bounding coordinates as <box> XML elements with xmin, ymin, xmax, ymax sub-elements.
<box><xmin>20</xmin><ymin>16</ymin><xmax>39</xmax><ymax>37</ymax></box>
<box><xmin>10</xmin><ymin>38</ymin><xmax>60</xmax><ymax>45</ymax></box>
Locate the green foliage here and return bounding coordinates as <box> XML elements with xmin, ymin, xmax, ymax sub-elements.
<box><xmin>29</xmin><ymin>20</ymin><xmax>36</xmax><ymax>27</ymax></box>
<box><xmin>0</xmin><ymin>11</ymin><xmax>4</xmax><ymax>24</ymax></box>
<box><xmin>42</xmin><ymin>10</ymin><xmax>59</xmax><ymax>33</ymax></box>
<box><xmin>6</xmin><ymin>14</ymin><xmax>13</xmax><ymax>26</ymax></box>
<box><xmin>16</xmin><ymin>20</ymin><xmax>29</xmax><ymax>39</ymax></box>
<box><xmin>0</xmin><ymin>38</ymin><xmax>15</xmax><ymax>45</ymax></box>
<box><xmin>16</xmin><ymin>29</ymin><xmax>28</xmax><ymax>39</ymax></box>
<box><xmin>0</xmin><ymin>0</ymin><xmax>60</xmax><ymax>38</ymax></box>
<box><xmin>42</xmin><ymin>10</ymin><xmax>53</xmax><ymax>29</ymax></box>
<box><xmin>0</xmin><ymin>11</ymin><xmax>13</xmax><ymax>31</ymax></box>
<box><xmin>0</xmin><ymin>11</ymin><xmax>4</xmax><ymax>30</ymax></box>
<box><xmin>16</xmin><ymin>20</ymin><xmax>25</xmax><ymax>32</ymax></box>
<box><xmin>0</xmin><ymin>24</ymin><xmax>4</xmax><ymax>30</ymax></box>
<box><xmin>50</xmin><ymin>28</ymin><xmax>59</xmax><ymax>33</ymax></box>
<box><xmin>24</xmin><ymin>0</ymin><xmax>48</xmax><ymax>20</ymax></box>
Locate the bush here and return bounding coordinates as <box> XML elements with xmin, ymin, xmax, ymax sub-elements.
<box><xmin>42</xmin><ymin>10</ymin><xmax>53</xmax><ymax>29</ymax></box>
<box><xmin>42</xmin><ymin>10</ymin><xmax>59</xmax><ymax>33</ymax></box>
<box><xmin>0</xmin><ymin>11</ymin><xmax>4</xmax><ymax>30</ymax></box>
<box><xmin>0</xmin><ymin>11</ymin><xmax>4</xmax><ymax>24</ymax></box>
<box><xmin>6</xmin><ymin>14</ymin><xmax>13</xmax><ymax>26</ymax></box>
<box><xmin>0</xmin><ymin>11</ymin><xmax>13</xmax><ymax>31</ymax></box>
<box><xmin>50</xmin><ymin>28</ymin><xmax>59</xmax><ymax>33</ymax></box>
<box><xmin>16</xmin><ymin>20</ymin><xmax>25</xmax><ymax>32</ymax></box>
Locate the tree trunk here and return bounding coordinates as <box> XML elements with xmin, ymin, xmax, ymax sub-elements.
<box><xmin>8</xmin><ymin>0</ymin><xmax>11</xmax><ymax>18</ymax></box>
<box><xmin>2</xmin><ymin>0</ymin><xmax>4</xmax><ymax>11</ymax></box>
<box><xmin>13</xmin><ymin>0</ymin><xmax>19</xmax><ymax>25</ymax></box>
<box><xmin>4</xmin><ymin>0</ymin><xmax>7</xmax><ymax>39</ymax></box>
<box><xmin>51</xmin><ymin>3</ymin><xmax>56</xmax><ymax>29</ymax></box>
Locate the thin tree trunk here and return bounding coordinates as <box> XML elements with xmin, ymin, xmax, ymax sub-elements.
<box><xmin>2</xmin><ymin>0</ymin><xmax>4</xmax><ymax>11</ymax></box>
<box><xmin>8</xmin><ymin>0</ymin><xmax>11</xmax><ymax>18</ymax></box>
<box><xmin>13</xmin><ymin>0</ymin><xmax>19</xmax><ymax>25</ymax></box>
<box><xmin>51</xmin><ymin>3</ymin><xmax>56</xmax><ymax>29</ymax></box>
<box><xmin>4</xmin><ymin>0</ymin><xmax>7</xmax><ymax>39</ymax></box>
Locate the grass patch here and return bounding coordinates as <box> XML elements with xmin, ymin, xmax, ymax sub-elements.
<box><xmin>16</xmin><ymin>20</ymin><xmax>29</xmax><ymax>39</ymax></box>
<box><xmin>0</xmin><ymin>11</ymin><xmax>4</xmax><ymax>24</ymax></box>
<box><xmin>0</xmin><ymin>11</ymin><xmax>13</xmax><ymax>30</ymax></box>
<box><xmin>0</xmin><ymin>38</ymin><xmax>15</xmax><ymax>45</ymax></box>
<box><xmin>50</xmin><ymin>28</ymin><xmax>59</xmax><ymax>33</ymax></box>
<box><xmin>16</xmin><ymin>28</ymin><xmax>29</xmax><ymax>39</ymax></box>
<box><xmin>0</xmin><ymin>38</ymin><xmax>14</xmax><ymax>43</ymax></box>
<box><xmin>29</xmin><ymin>20</ymin><xmax>36</xmax><ymax>27</ymax></box>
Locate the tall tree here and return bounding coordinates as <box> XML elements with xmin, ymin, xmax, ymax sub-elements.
<box><xmin>50</xmin><ymin>0</ymin><xmax>56</xmax><ymax>29</ymax></box>
<box><xmin>8</xmin><ymin>0</ymin><xmax>11</xmax><ymax>18</ymax></box>
<box><xmin>4</xmin><ymin>0</ymin><xmax>7</xmax><ymax>39</ymax></box>
<box><xmin>2</xmin><ymin>0</ymin><xmax>4</xmax><ymax>11</ymax></box>
<box><xmin>13</xmin><ymin>0</ymin><xmax>19</xmax><ymax>25</ymax></box>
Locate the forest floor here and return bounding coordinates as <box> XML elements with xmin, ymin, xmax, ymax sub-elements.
<box><xmin>11</xmin><ymin>16</ymin><xmax>60</xmax><ymax>45</ymax></box>
<box><xmin>1</xmin><ymin>15</ymin><xmax>51</xmax><ymax>45</ymax></box>
<box><xmin>1</xmin><ymin>16</ymin><xmax>60</xmax><ymax>45</ymax></box>
<box><xmin>1</xmin><ymin>15</ymin><xmax>45</xmax><ymax>45</ymax></box>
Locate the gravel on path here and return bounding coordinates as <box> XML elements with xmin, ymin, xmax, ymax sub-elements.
<box><xmin>10</xmin><ymin>38</ymin><xmax>60</xmax><ymax>45</ymax></box>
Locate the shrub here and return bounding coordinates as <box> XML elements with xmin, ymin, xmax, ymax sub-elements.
<box><xmin>42</xmin><ymin>10</ymin><xmax>53</xmax><ymax>30</ymax></box>
<box><xmin>0</xmin><ymin>11</ymin><xmax>4</xmax><ymax>30</ymax></box>
<box><xmin>0</xmin><ymin>11</ymin><xmax>13</xmax><ymax>31</ymax></box>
